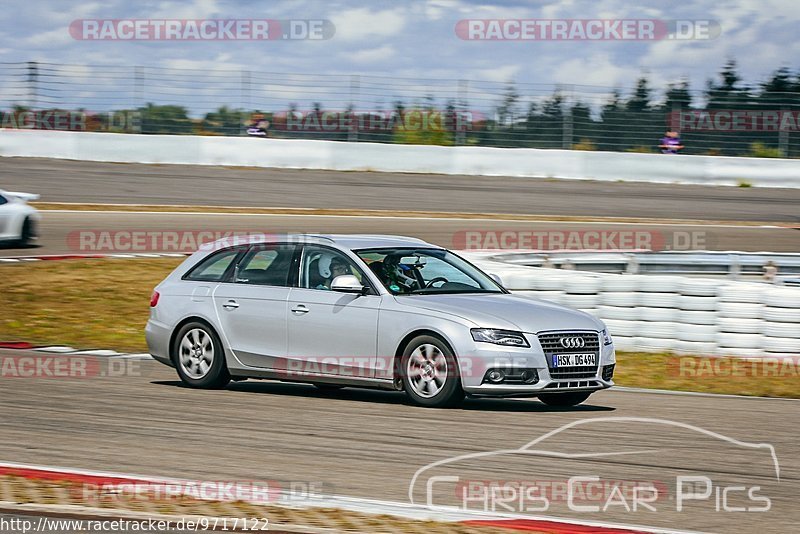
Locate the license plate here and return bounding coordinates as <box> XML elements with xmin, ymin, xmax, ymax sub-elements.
<box><xmin>551</xmin><ymin>353</ymin><xmax>597</xmax><ymax>368</ymax></box>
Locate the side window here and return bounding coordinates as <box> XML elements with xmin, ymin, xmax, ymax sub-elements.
<box><xmin>235</xmin><ymin>244</ymin><xmax>295</xmax><ymax>287</ymax></box>
<box><xmin>184</xmin><ymin>248</ymin><xmax>240</xmax><ymax>282</ymax></box>
<box><xmin>300</xmin><ymin>245</ymin><xmax>364</xmax><ymax>291</ymax></box>
<box><xmin>0</xmin><ymin>195</ymin><xmax>7</xmax><ymax>206</ymax></box>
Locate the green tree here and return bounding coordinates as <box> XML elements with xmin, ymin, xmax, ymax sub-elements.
<box><xmin>202</xmin><ymin>105</ymin><xmax>243</xmax><ymax>135</ymax></box>
<box><xmin>139</xmin><ymin>103</ymin><xmax>193</xmax><ymax>134</ymax></box>
<box><xmin>626</xmin><ymin>76</ymin><xmax>652</xmax><ymax>112</ymax></box>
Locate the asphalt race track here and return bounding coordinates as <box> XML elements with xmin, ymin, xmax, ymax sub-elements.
<box><xmin>2</xmin><ymin>156</ymin><xmax>800</xmax><ymax>222</ymax></box>
<box><xmin>2</xmin><ymin>210</ymin><xmax>799</xmax><ymax>257</ymax></box>
<box><xmin>0</xmin><ymin>350</ymin><xmax>797</xmax><ymax>533</ymax></box>
<box><xmin>0</xmin><ymin>155</ymin><xmax>798</xmax><ymax>256</ymax></box>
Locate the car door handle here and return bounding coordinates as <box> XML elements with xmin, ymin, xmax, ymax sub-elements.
<box><xmin>291</xmin><ymin>304</ymin><xmax>309</xmax><ymax>314</ymax></box>
<box><xmin>222</xmin><ymin>300</ymin><xmax>239</xmax><ymax>310</ymax></box>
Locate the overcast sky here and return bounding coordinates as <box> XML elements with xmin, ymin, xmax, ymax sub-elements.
<box><xmin>1</xmin><ymin>0</ymin><xmax>798</xmax><ymax>113</ymax></box>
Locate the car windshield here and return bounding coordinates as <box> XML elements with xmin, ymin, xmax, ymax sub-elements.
<box><xmin>356</xmin><ymin>248</ymin><xmax>505</xmax><ymax>295</ymax></box>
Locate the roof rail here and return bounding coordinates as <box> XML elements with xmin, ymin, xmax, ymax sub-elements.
<box><xmin>299</xmin><ymin>234</ymin><xmax>336</xmax><ymax>243</ymax></box>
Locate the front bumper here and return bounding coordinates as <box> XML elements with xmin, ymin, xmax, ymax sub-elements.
<box><xmin>458</xmin><ymin>332</ymin><xmax>616</xmax><ymax>397</ymax></box>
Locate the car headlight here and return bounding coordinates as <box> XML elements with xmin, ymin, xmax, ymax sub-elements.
<box><xmin>471</xmin><ymin>328</ymin><xmax>530</xmax><ymax>348</ymax></box>
<box><xmin>601</xmin><ymin>328</ymin><xmax>613</xmax><ymax>346</ymax></box>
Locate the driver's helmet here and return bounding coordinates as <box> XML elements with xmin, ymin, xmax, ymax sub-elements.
<box><xmin>383</xmin><ymin>254</ymin><xmax>417</xmax><ymax>290</ymax></box>
<box><xmin>318</xmin><ymin>253</ymin><xmax>349</xmax><ymax>280</ymax></box>
<box><xmin>317</xmin><ymin>252</ymin><xmax>334</xmax><ymax>278</ymax></box>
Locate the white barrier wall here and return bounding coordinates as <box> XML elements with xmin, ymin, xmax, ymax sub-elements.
<box><xmin>1</xmin><ymin>129</ymin><xmax>799</xmax><ymax>188</ymax></box>
<box><xmin>462</xmin><ymin>252</ymin><xmax>800</xmax><ymax>358</ymax></box>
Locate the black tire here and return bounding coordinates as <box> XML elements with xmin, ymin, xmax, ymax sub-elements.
<box><xmin>17</xmin><ymin>217</ymin><xmax>36</xmax><ymax>247</ymax></box>
<box><xmin>538</xmin><ymin>392</ymin><xmax>592</xmax><ymax>407</ymax></box>
<box><xmin>400</xmin><ymin>335</ymin><xmax>463</xmax><ymax>408</ymax></box>
<box><xmin>172</xmin><ymin>322</ymin><xmax>230</xmax><ymax>389</ymax></box>
<box><xmin>314</xmin><ymin>383</ymin><xmax>345</xmax><ymax>391</ymax></box>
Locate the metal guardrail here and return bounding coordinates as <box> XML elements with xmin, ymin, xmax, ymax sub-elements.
<box><xmin>488</xmin><ymin>250</ymin><xmax>800</xmax><ymax>280</ymax></box>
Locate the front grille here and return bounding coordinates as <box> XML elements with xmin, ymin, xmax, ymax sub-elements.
<box><xmin>544</xmin><ymin>381</ymin><xmax>602</xmax><ymax>389</ymax></box>
<box><xmin>538</xmin><ymin>332</ymin><xmax>600</xmax><ymax>380</ymax></box>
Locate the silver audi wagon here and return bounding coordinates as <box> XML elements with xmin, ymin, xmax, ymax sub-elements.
<box><xmin>146</xmin><ymin>234</ymin><xmax>615</xmax><ymax>407</ymax></box>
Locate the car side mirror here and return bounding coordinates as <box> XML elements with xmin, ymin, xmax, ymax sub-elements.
<box><xmin>489</xmin><ymin>273</ymin><xmax>503</xmax><ymax>285</ymax></box>
<box><xmin>330</xmin><ymin>275</ymin><xmax>365</xmax><ymax>294</ymax></box>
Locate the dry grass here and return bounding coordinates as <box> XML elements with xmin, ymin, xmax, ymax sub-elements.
<box><xmin>1</xmin><ymin>257</ymin><xmax>183</xmax><ymax>352</ymax></box>
<box><xmin>614</xmin><ymin>352</ymin><xmax>798</xmax><ymax>398</ymax></box>
<box><xmin>2</xmin><ymin>258</ymin><xmax>797</xmax><ymax>397</ymax></box>
<box><xmin>0</xmin><ymin>475</ymin><xmax>536</xmax><ymax>534</ymax></box>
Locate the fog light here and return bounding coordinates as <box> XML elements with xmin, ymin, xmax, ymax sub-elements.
<box><xmin>487</xmin><ymin>369</ymin><xmax>505</xmax><ymax>383</ymax></box>
<box><xmin>521</xmin><ymin>370</ymin><xmax>539</xmax><ymax>384</ymax></box>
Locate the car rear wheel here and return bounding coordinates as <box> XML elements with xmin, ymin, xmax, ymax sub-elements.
<box><xmin>401</xmin><ymin>335</ymin><xmax>463</xmax><ymax>408</ymax></box>
<box><xmin>173</xmin><ymin>322</ymin><xmax>230</xmax><ymax>389</ymax></box>
<box><xmin>538</xmin><ymin>392</ymin><xmax>592</xmax><ymax>407</ymax></box>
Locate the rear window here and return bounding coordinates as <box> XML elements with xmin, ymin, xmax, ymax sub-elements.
<box><xmin>184</xmin><ymin>248</ymin><xmax>240</xmax><ymax>282</ymax></box>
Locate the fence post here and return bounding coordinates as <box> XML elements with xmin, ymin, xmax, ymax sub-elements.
<box><xmin>778</xmin><ymin>106</ymin><xmax>789</xmax><ymax>157</ymax></box>
<box><xmin>133</xmin><ymin>66</ymin><xmax>143</xmax><ymax>133</ymax></box>
<box><xmin>241</xmin><ymin>69</ymin><xmax>251</xmax><ymax>136</ymax></box>
<box><xmin>26</xmin><ymin>61</ymin><xmax>38</xmax><ymax>110</ymax></box>
<box><xmin>456</xmin><ymin>79</ymin><xmax>468</xmax><ymax>146</ymax></box>
<box><xmin>562</xmin><ymin>84</ymin><xmax>574</xmax><ymax>149</ymax></box>
<box><xmin>348</xmin><ymin>75</ymin><xmax>360</xmax><ymax>142</ymax></box>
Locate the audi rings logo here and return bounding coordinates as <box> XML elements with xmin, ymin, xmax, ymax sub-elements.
<box><xmin>560</xmin><ymin>337</ymin><xmax>585</xmax><ymax>349</ymax></box>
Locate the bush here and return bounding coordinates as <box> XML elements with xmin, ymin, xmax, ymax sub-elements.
<box><xmin>572</xmin><ymin>138</ymin><xmax>597</xmax><ymax>151</ymax></box>
<box><xmin>748</xmin><ymin>142</ymin><xmax>783</xmax><ymax>158</ymax></box>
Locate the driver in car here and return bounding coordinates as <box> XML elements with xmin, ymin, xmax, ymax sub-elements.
<box><xmin>382</xmin><ymin>255</ymin><xmax>421</xmax><ymax>293</ymax></box>
<box><xmin>316</xmin><ymin>257</ymin><xmax>351</xmax><ymax>290</ymax></box>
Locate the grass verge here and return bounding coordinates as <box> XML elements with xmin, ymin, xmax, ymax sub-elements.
<box><xmin>1</xmin><ymin>258</ymin><xmax>797</xmax><ymax>398</ymax></box>
<box><xmin>0</xmin><ymin>475</ymin><xmax>532</xmax><ymax>534</ymax></box>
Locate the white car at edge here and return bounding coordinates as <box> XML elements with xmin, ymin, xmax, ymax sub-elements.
<box><xmin>0</xmin><ymin>189</ymin><xmax>40</xmax><ymax>247</ymax></box>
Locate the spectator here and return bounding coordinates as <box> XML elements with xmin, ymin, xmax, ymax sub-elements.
<box><xmin>560</xmin><ymin>258</ymin><xmax>575</xmax><ymax>270</ymax></box>
<box><xmin>541</xmin><ymin>255</ymin><xmax>555</xmax><ymax>269</ymax></box>
<box><xmin>246</xmin><ymin>113</ymin><xmax>270</xmax><ymax>137</ymax></box>
<box><xmin>763</xmin><ymin>260</ymin><xmax>778</xmax><ymax>283</ymax></box>
<box><xmin>659</xmin><ymin>130</ymin><xmax>684</xmax><ymax>154</ymax></box>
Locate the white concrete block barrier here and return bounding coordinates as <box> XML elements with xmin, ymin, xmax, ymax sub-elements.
<box><xmin>465</xmin><ymin>253</ymin><xmax>800</xmax><ymax>357</ymax></box>
<box><xmin>2</xmin><ymin>129</ymin><xmax>800</xmax><ymax>187</ymax></box>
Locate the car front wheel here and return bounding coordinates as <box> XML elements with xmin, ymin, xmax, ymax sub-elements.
<box><xmin>173</xmin><ymin>322</ymin><xmax>230</xmax><ymax>389</ymax></box>
<box><xmin>538</xmin><ymin>392</ymin><xmax>591</xmax><ymax>407</ymax></box>
<box><xmin>17</xmin><ymin>217</ymin><xmax>36</xmax><ymax>247</ymax></box>
<box><xmin>401</xmin><ymin>335</ymin><xmax>463</xmax><ymax>408</ymax></box>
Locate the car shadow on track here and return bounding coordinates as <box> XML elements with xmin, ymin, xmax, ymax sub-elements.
<box><xmin>0</xmin><ymin>242</ymin><xmax>41</xmax><ymax>250</ymax></box>
<box><xmin>152</xmin><ymin>380</ymin><xmax>615</xmax><ymax>413</ymax></box>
